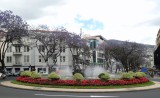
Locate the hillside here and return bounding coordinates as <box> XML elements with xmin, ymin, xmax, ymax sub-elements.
<box><xmin>106</xmin><ymin>39</ymin><xmax>155</xmax><ymax>49</ymax></box>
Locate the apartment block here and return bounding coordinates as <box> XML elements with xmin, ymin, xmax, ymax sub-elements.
<box><xmin>1</xmin><ymin>35</ymin><xmax>106</xmax><ymax>74</ymax></box>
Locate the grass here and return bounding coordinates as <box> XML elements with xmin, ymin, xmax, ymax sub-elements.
<box><xmin>11</xmin><ymin>80</ymin><xmax>155</xmax><ymax>89</ymax></box>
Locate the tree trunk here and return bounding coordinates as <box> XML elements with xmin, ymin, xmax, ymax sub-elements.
<box><xmin>0</xmin><ymin>60</ymin><xmax>5</xmax><ymax>74</ymax></box>
<box><xmin>45</xmin><ymin>61</ymin><xmax>52</xmax><ymax>74</ymax></box>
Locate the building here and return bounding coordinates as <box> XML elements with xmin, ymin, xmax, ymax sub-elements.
<box><xmin>1</xmin><ymin>34</ymin><xmax>106</xmax><ymax>74</ymax></box>
<box><xmin>84</xmin><ymin>35</ymin><xmax>106</xmax><ymax>67</ymax></box>
<box><xmin>3</xmin><ymin>37</ymin><xmax>74</xmax><ymax>74</ymax></box>
<box><xmin>154</xmin><ymin>29</ymin><xmax>160</xmax><ymax>70</ymax></box>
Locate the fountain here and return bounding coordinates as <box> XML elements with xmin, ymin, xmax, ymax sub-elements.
<box><xmin>56</xmin><ymin>66</ymin><xmax>73</xmax><ymax>79</ymax></box>
<box><xmin>84</xmin><ymin>66</ymin><xmax>106</xmax><ymax>79</ymax></box>
<box><xmin>55</xmin><ymin>61</ymin><xmax>123</xmax><ymax>80</ymax></box>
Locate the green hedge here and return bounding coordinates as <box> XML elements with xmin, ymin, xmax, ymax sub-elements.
<box><xmin>134</xmin><ymin>72</ymin><xmax>146</xmax><ymax>78</ymax></box>
<box><xmin>98</xmin><ymin>73</ymin><xmax>110</xmax><ymax>81</ymax></box>
<box><xmin>73</xmin><ymin>73</ymin><xmax>84</xmax><ymax>82</ymax></box>
<box><xmin>47</xmin><ymin>72</ymin><xmax>60</xmax><ymax>80</ymax></box>
<box><xmin>30</xmin><ymin>71</ymin><xmax>41</xmax><ymax>79</ymax></box>
<box><xmin>121</xmin><ymin>72</ymin><xmax>134</xmax><ymax>80</ymax></box>
<box><xmin>20</xmin><ymin>71</ymin><xmax>31</xmax><ymax>77</ymax></box>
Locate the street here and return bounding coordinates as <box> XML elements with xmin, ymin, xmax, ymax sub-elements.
<box><xmin>0</xmin><ymin>77</ymin><xmax>160</xmax><ymax>98</ymax></box>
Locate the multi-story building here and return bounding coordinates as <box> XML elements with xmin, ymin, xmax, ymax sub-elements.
<box><xmin>154</xmin><ymin>29</ymin><xmax>160</xmax><ymax>70</ymax></box>
<box><xmin>1</xmin><ymin>34</ymin><xmax>106</xmax><ymax>74</ymax></box>
<box><xmin>84</xmin><ymin>35</ymin><xmax>106</xmax><ymax>67</ymax></box>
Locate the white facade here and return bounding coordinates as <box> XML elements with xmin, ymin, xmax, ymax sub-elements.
<box><xmin>1</xmin><ymin>35</ymin><xmax>106</xmax><ymax>74</ymax></box>
<box><xmin>85</xmin><ymin>35</ymin><xmax>106</xmax><ymax>67</ymax></box>
<box><xmin>4</xmin><ymin>43</ymin><xmax>74</xmax><ymax>74</ymax></box>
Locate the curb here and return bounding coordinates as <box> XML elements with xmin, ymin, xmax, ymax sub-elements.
<box><xmin>1</xmin><ymin>81</ymin><xmax>160</xmax><ymax>93</ymax></box>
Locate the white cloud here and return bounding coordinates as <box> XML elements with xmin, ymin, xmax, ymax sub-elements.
<box><xmin>0</xmin><ymin>0</ymin><xmax>159</xmax><ymax>45</ymax></box>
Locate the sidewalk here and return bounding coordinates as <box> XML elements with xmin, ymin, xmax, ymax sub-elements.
<box><xmin>1</xmin><ymin>81</ymin><xmax>160</xmax><ymax>93</ymax></box>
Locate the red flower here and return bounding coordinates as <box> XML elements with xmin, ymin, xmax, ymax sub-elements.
<box><xmin>16</xmin><ymin>76</ymin><xmax>149</xmax><ymax>86</ymax></box>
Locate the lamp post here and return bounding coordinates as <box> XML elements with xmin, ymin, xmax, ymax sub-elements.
<box><xmin>29</xmin><ymin>64</ymin><xmax>31</xmax><ymax>71</ymax></box>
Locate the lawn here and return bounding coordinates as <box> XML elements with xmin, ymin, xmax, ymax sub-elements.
<box><xmin>12</xmin><ymin>80</ymin><xmax>154</xmax><ymax>89</ymax></box>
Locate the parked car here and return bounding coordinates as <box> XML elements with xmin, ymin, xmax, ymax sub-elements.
<box><xmin>13</xmin><ymin>71</ymin><xmax>22</xmax><ymax>77</ymax></box>
<box><xmin>6</xmin><ymin>71</ymin><xmax>13</xmax><ymax>77</ymax></box>
<box><xmin>0</xmin><ymin>72</ymin><xmax>6</xmax><ymax>79</ymax></box>
<box><xmin>39</xmin><ymin>71</ymin><xmax>47</xmax><ymax>75</ymax></box>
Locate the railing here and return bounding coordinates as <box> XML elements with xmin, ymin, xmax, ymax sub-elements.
<box><xmin>13</xmin><ymin>52</ymin><xmax>22</xmax><ymax>55</ymax></box>
<box><xmin>13</xmin><ymin>62</ymin><xmax>22</xmax><ymax>65</ymax></box>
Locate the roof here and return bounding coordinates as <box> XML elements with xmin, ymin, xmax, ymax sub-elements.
<box><xmin>83</xmin><ymin>35</ymin><xmax>106</xmax><ymax>41</ymax></box>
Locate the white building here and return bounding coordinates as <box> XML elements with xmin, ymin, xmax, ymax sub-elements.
<box><xmin>1</xmin><ymin>35</ymin><xmax>106</xmax><ymax>74</ymax></box>
<box><xmin>83</xmin><ymin>35</ymin><xmax>106</xmax><ymax>67</ymax></box>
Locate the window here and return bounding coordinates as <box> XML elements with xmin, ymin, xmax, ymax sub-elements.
<box><xmin>39</xmin><ymin>45</ymin><xmax>45</xmax><ymax>52</ymax></box>
<box><xmin>60</xmin><ymin>56</ymin><xmax>62</xmax><ymax>62</ymax></box>
<box><xmin>60</xmin><ymin>56</ymin><xmax>65</xmax><ymax>62</ymax></box>
<box><xmin>7</xmin><ymin>56</ymin><xmax>12</xmax><ymax>63</ymax></box>
<box><xmin>60</xmin><ymin>46</ymin><xmax>65</xmax><ymax>52</ymax></box>
<box><xmin>39</xmin><ymin>55</ymin><xmax>42</xmax><ymax>62</ymax></box>
<box><xmin>15</xmin><ymin>46</ymin><xmax>21</xmax><ymax>52</ymax></box>
<box><xmin>24</xmin><ymin>55</ymin><xmax>29</xmax><ymax>62</ymax></box>
<box><xmin>7</xmin><ymin>46</ymin><xmax>12</xmax><ymax>52</ymax></box>
<box><xmin>24</xmin><ymin>46</ymin><xmax>29</xmax><ymax>52</ymax></box>
<box><xmin>63</xmin><ymin>56</ymin><xmax>65</xmax><ymax>62</ymax></box>
<box><xmin>39</xmin><ymin>55</ymin><xmax>44</xmax><ymax>62</ymax></box>
<box><xmin>38</xmin><ymin>68</ymin><xmax>46</xmax><ymax>73</ymax></box>
<box><xmin>63</xmin><ymin>46</ymin><xmax>65</xmax><ymax>52</ymax></box>
<box><xmin>15</xmin><ymin>68</ymin><xmax>20</xmax><ymax>73</ymax></box>
<box><xmin>24</xmin><ymin>68</ymin><xmax>29</xmax><ymax>71</ymax></box>
<box><xmin>60</xmin><ymin>46</ymin><xmax>62</xmax><ymax>52</ymax></box>
<box><xmin>90</xmin><ymin>40</ymin><xmax>96</xmax><ymax>49</ymax></box>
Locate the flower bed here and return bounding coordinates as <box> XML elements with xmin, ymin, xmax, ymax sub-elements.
<box><xmin>16</xmin><ymin>76</ymin><xmax>149</xmax><ymax>86</ymax></box>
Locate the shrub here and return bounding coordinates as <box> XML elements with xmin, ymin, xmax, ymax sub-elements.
<box><xmin>73</xmin><ymin>73</ymin><xmax>84</xmax><ymax>82</ymax></box>
<box><xmin>47</xmin><ymin>72</ymin><xmax>60</xmax><ymax>81</ymax></box>
<box><xmin>98</xmin><ymin>73</ymin><xmax>110</xmax><ymax>81</ymax></box>
<box><xmin>20</xmin><ymin>71</ymin><xmax>31</xmax><ymax>77</ymax></box>
<box><xmin>98</xmin><ymin>73</ymin><xmax>105</xmax><ymax>78</ymax></box>
<box><xmin>121</xmin><ymin>72</ymin><xmax>134</xmax><ymax>80</ymax></box>
<box><xmin>134</xmin><ymin>72</ymin><xmax>146</xmax><ymax>78</ymax></box>
<box><xmin>117</xmin><ymin>71</ymin><xmax>123</xmax><ymax>75</ymax></box>
<box><xmin>30</xmin><ymin>71</ymin><xmax>41</xmax><ymax>79</ymax></box>
<box><xmin>128</xmin><ymin>71</ymin><xmax>135</xmax><ymax>76</ymax></box>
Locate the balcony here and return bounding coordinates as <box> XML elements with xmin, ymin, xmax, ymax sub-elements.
<box><xmin>13</xmin><ymin>52</ymin><xmax>22</xmax><ymax>55</ymax></box>
<box><xmin>12</xmin><ymin>41</ymin><xmax>22</xmax><ymax>46</ymax></box>
<box><xmin>13</xmin><ymin>62</ymin><xmax>22</xmax><ymax>66</ymax></box>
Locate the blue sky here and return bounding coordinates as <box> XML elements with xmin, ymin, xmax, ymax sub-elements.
<box><xmin>75</xmin><ymin>15</ymin><xmax>104</xmax><ymax>30</ymax></box>
<box><xmin>0</xmin><ymin>0</ymin><xmax>159</xmax><ymax>45</ymax></box>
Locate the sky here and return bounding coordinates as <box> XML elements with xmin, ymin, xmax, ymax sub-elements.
<box><xmin>0</xmin><ymin>0</ymin><xmax>159</xmax><ymax>45</ymax></box>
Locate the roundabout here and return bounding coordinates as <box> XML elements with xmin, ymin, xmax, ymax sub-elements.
<box><xmin>1</xmin><ymin>77</ymin><xmax>160</xmax><ymax>98</ymax></box>
<box><xmin>1</xmin><ymin>71</ymin><xmax>159</xmax><ymax>93</ymax></box>
<box><xmin>1</xmin><ymin>80</ymin><xmax>160</xmax><ymax>93</ymax></box>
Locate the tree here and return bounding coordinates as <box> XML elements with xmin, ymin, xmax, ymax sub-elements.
<box><xmin>99</xmin><ymin>41</ymin><xmax>146</xmax><ymax>72</ymax></box>
<box><xmin>0</xmin><ymin>10</ymin><xmax>28</xmax><ymax>73</ymax></box>
<box><xmin>98</xmin><ymin>41</ymin><xmax>124</xmax><ymax>72</ymax></box>
<box><xmin>30</xmin><ymin>25</ymin><xmax>70</xmax><ymax>73</ymax></box>
<box><xmin>67</xmin><ymin>33</ymin><xmax>91</xmax><ymax>74</ymax></box>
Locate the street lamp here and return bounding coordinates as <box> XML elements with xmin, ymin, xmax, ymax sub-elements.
<box><xmin>29</xmin><ymin>64</ymin><xmax>31</xmax><ymax>71</ymax></box>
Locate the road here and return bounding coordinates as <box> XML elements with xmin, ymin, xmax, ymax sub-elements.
<box><xmin>0</xmin><ymin>77</ymin><xmax>160</xmax><ymax>98</ymax></box>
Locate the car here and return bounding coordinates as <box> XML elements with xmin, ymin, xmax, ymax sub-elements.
<box><xmin>13</xmin><ymin>71</ymin><xmax>22</xmax><ymax>77</ymax></box>
<box><xmin>6</xmin><ymin>71</ymin><xmax>13</xmax><ymax>77</ymax></box>
<box><xmin>0</xmin><ymin>72</ymin><xmax>6</xmax><ymax>79</ymax></box>
<box><xmin>39</xmin><ymin>71</ymin><xmax>47</xmax><ymax>75</ymax></box>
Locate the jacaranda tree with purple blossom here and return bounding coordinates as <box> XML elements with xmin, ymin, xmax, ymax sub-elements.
<box><xmin>0</xmin><ymin>10</ymin><xmax>28</xmax><ymax>73</ymax></box>
<box><xmin>67</xmin><ymin>33</ymin><xmax>91</xmax><ymax>74</ymax></box>
<box><xmin>30</xmin><ymin>25</ymin><xmax>70</xmax><ymax>73</ymax></box>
